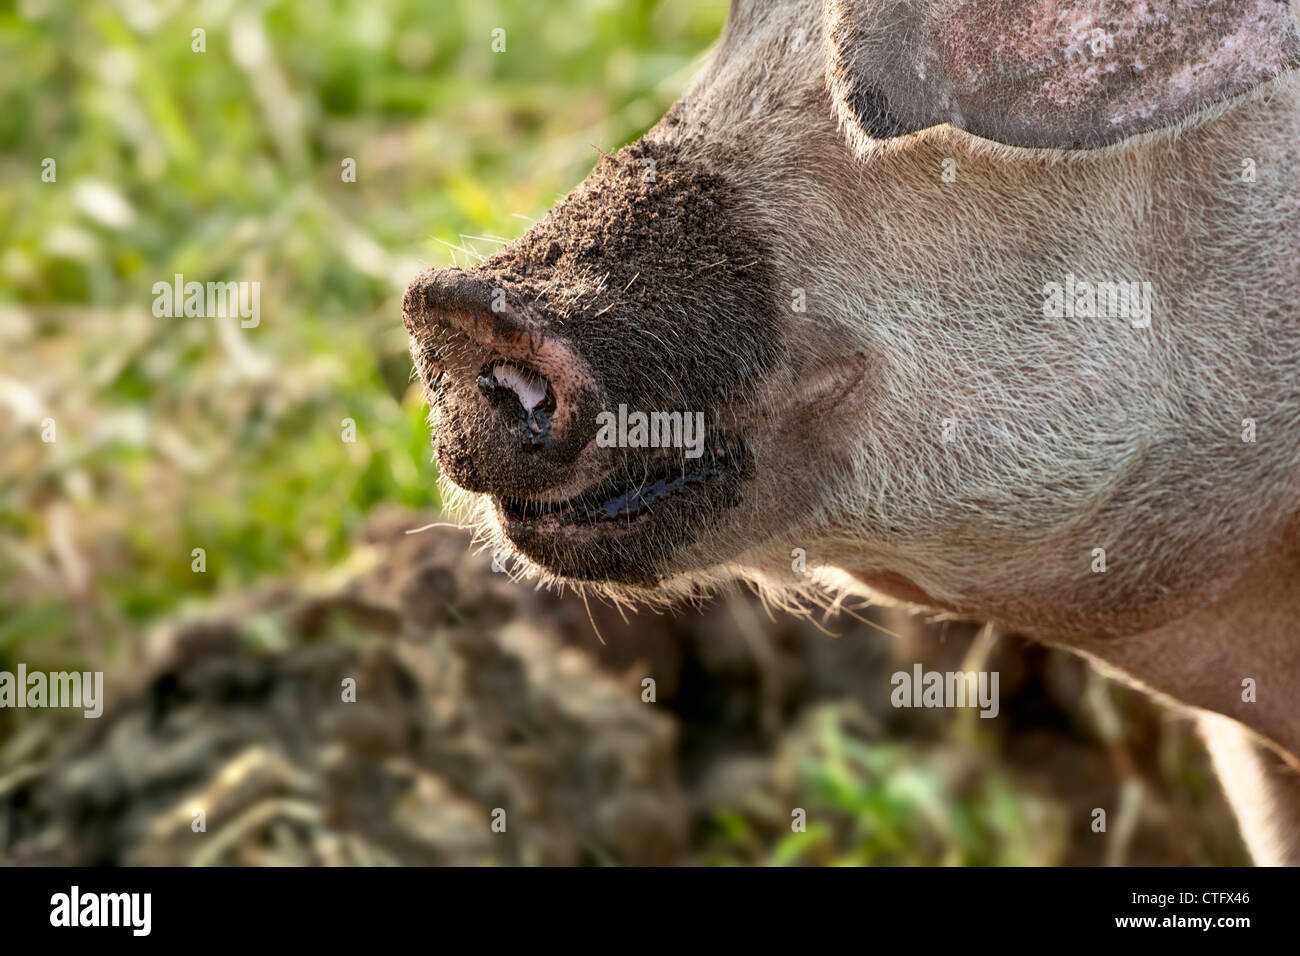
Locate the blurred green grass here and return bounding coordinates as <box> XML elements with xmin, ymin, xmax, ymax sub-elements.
<box><xmin>0</xmin><ymin>0</ymin><xmax>730</xmax><ymax>666</ymax></box>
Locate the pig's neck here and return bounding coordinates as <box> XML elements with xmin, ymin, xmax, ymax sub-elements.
<box><xmin>1069</xmin><ymin>527</ymin><xmax>1300</xmax><ymax>769</ymax></box>
<box><xmin>851</xmin><ymin>521</ymin><xmax>1300</xmax><ymax>765</ymax></box>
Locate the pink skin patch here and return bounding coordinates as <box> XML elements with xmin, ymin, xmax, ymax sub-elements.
<box><xmin>931</xmin><ymin>0</ymin><xmax>1300</xmax><ymax>145</ymax></box>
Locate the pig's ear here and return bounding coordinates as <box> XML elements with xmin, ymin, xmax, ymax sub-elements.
<box><xmin>825</xmin><ymin>0</ymin><xmax>1300</xmax><ymax>149</ymax></box>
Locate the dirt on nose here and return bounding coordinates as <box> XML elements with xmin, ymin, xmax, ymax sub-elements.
<box><xmin>470</xmin><ymin>138</ymin><xmax>784</xmax><ymax>416</ymax></box>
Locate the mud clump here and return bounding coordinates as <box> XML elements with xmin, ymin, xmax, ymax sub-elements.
<box><xmin>0</xmin><ymin>519</ymin><xmax>683</xmax><ymax>866</ymax></box>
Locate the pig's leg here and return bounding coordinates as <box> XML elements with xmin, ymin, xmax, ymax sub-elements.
<box><xmin>1200</xmin><ymin>711</ymin><xmax>1300</xmax><ymax>866</ymax></box>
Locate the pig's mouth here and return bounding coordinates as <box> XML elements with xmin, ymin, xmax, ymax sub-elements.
<box><xmin>498</xmin><ymin>454</ymin><xmax>720</xmax><ymax>526</ymax></box>
<box><xmin>491</xmin><ymin>436</ymin><xmax>751</xmax><ymax>584</ymax></box>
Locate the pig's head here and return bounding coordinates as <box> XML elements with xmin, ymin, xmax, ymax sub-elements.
<box><xmin>404</xmin><ymin>0</ymin><xmax>1300</xmax><ymax>640</ymax></box>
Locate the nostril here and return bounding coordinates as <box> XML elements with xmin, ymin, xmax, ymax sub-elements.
<box><xmin>477</xmin><ymin>361</ymin><xmax>556</xmax><ymax>441</ymax></box>
<box><xmin>485</xmin><ymin>362</ymin><xmax>549</xmax><ymax>413</ymax></box>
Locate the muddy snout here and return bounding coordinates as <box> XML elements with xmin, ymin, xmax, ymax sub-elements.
<box><xmin>403</xmin><ymin>267</ymin><xmax>602</xmax><ymax>498</ymax></box>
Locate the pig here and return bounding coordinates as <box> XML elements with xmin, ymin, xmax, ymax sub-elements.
<box><xmin>403</xmin><ymin>0</ymin><xmax>1300</xmax><ymax>864</ymax></box>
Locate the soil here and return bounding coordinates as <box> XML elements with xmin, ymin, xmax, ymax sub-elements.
<box><xmin>0</xmin><ymin>507</ymin><xmax>1245</xmax><ymax>865</ymax></box>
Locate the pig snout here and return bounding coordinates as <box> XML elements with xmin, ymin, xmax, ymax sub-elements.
<box><xmin>402</xmin><ymin>142</ymin><xmax>794</xmax><ymax>584</ymax></box>
<box><xmin>403</xmin><ymin>266</ymin><xmax>602</xmax><ymax>500</ymax></box>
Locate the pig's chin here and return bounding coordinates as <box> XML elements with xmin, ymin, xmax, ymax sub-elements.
<box><xmin>489</xmin><ymin>437</ymin><xmax>752</xmax><ymax>585</ymax></box>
